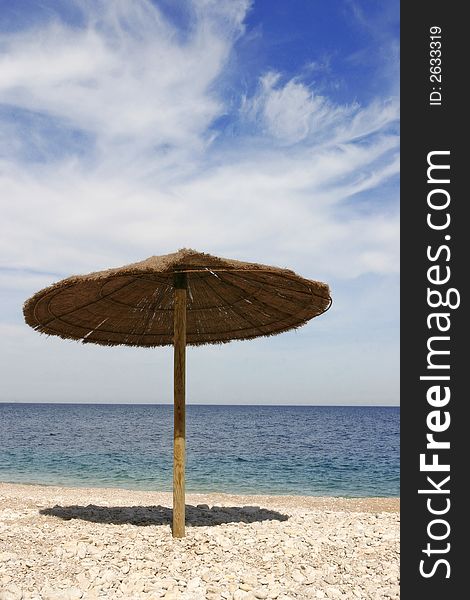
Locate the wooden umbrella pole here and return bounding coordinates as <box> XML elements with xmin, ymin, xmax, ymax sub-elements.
<box><xmin>172</xmin><ymin>272</ymin><xmax>187</xmax><ymax>538</ymax></box>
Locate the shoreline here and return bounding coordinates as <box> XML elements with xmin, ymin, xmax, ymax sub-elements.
<box><xmin>0</xmin><ymin>481</ymin><xmax>400</xmax><ymax>512</ymax></box>
<box><xmin>0</xmin><ymin>481</ymin><xmax>400</xmax><ymax>513</ymax></box>
<box><xmin>1</xmin><ymin>482</ymin><xmax>399</xmax><ymax>599</ymax></box>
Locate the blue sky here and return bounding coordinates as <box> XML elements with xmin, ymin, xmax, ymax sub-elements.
<box><xmin>0</xmin><ymin>0</ymin><xmax>399</xmax><ymax>405</ymax></box>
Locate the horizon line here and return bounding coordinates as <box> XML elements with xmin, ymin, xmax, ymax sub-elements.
<box><xmin>0</xmin><ymin>401</ymin><xmax>400</xmax><ymax>407</ymax></box>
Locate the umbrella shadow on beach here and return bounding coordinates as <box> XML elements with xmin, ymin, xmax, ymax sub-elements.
<box><xmin>39</xmin><ymin>504</ymin><xmax>289</xmax><ymax>527</ymax></box>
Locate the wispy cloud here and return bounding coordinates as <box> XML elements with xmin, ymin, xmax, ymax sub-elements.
<box><xmin>0</xmin><ymin>0</ymin><xmax>398</xmax><ymax>274</ymax></box>
<box><xmin>0</xmin><ymin>0</ymin><xmax>248</xmax><ymax>154</ymax></box>
<box><xmin>241</xmin><ymin>72</ymin><xmax>358</xmax><ymax>144</ymax></box>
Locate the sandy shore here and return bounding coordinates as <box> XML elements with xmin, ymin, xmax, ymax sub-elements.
<box><xmin>0</xmin><ymin>482</ymin><xmax>399</xmax><ymax>600</ymax></box>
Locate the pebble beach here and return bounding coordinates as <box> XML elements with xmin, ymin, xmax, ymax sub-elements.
<box><xmin>0</xmin><ymin>482</ymin><xmax>399</xmax><ymax>600</ymax></box>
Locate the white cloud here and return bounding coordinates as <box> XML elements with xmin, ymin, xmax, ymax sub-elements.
<box><xmin>1</xmin><ymin>129</ymin><xmax>399</xmax><ymax>279</ymax></box>
<box><xmin>241</xmin><ymin>72</ymin><xmax>357</xmax><ymax>144</ymax></box>
<box><xmin>241</xmin><ymin>71</ymin><xmax>399</xmax><ymax>148</ymax></box>
<box><xmin>0</xmin><ymin>0</ymin><xmax>248</xmax><ymax>151</ymax></box>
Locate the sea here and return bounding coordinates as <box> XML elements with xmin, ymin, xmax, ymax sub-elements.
<box><xmin>0</xmin><ymin>404</ymin><xmax>399</xmax><ymax>497</ymax></box>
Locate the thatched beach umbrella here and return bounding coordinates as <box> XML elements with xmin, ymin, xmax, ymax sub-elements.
<box><xmin>23</xmin><ymin>249</ymin><xmax>331</xmax><ymax>537</ymax></box>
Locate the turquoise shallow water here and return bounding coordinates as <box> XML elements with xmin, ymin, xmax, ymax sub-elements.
<box><xmin>0</xmin><ymin>404</ymin><xmax>399</xmax><ymax>496</ymax></box>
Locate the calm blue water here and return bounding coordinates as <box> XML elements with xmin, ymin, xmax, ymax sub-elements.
<box><xmin>0</xmin><ymin>404</ymin><xmax>399</xmax><ymax>496</ymax></box>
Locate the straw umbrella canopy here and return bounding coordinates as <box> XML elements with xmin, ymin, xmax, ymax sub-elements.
<box><xmin>23</xmin><ymin>249</ymin><xmax>331</xmax><ymax>537</ymax></box>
